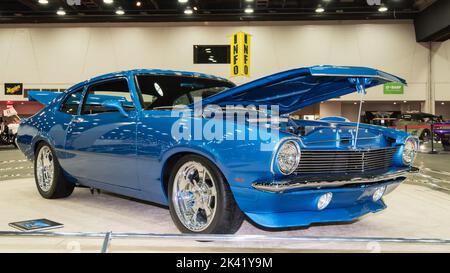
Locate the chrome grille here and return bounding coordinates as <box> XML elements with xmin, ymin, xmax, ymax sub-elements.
<box><xmin>296</xmin><ymin>147</ymin><xmax>397</xmax><ymax>174</ymax></box>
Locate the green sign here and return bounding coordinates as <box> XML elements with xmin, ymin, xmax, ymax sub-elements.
<box><xmin>384</xmin><ymin>82</ymin><xmax>404</xmax><ymax>95</ymax></box>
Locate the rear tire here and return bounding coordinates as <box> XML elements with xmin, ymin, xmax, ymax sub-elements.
<box><xmin>12</xmin><ymin>135</ymin><xmax>18</xmax><ymax>148</ymax></box>
<box><xmin>34</xmin><ymin>142</ymin><xmax>74</xmax><ymax>199</ymax></box>
<box><xmin>442</xmin><ymin>140</ymin><xmax>450</xmax><ymax>151</ymax></box>
<box><xmin>168</xmin><ymin>155</ymin><xmax>244</xmax><ymax>234</ymax></box>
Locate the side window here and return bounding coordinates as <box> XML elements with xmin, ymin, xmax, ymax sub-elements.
<box><xmin>60</xmin><ymin>88</ymin><xmax>84</xmax><ymax>115</ymax></box>
<box><xmin>82</xmin><ymin>78</ymin><xmax>134</xmax><ymax>115</ymax></box>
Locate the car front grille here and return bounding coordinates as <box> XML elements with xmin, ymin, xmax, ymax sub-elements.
<box><xmin>295</xmin><ymin>147</ymin><xmax>397</xmax><ymax>174</ymax></box>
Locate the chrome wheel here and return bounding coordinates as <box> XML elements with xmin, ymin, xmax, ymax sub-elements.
<box><xmin>36</xmin><ymin>146</ymin><xmax>54</xmax><ymax>192</ymax></box>
<box><xmin>172</xmin><ymin>161</ymin><xmax>217</xmax><ymax>232</ymax></box>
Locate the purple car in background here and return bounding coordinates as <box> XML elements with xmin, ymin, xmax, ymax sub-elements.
<box><xmin>433</xmin><ymin>122</ymin><xmax>450</xmax><ymax>151</ymax></box>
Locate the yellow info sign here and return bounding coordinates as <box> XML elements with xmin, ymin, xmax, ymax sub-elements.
<box><xmin>230</xmin><ymin>32</ymin><xmax>251</xmax><ymax>77</ymax></box>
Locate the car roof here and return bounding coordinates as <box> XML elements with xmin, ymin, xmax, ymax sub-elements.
<box><xmin>67</xmin><ymin>69</ymin><xmax>233</xmax><ymax>93</ymax></box>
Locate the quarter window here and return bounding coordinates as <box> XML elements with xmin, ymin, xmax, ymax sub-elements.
<box><xmin>82</xmin><ymin>78</ymin><xmax>134</xmax><ymax>115</ymax></box>
<box><xmin>60</xmin><ymin>88</ymin><xmax>84</xmax><ymax>115</ymax></box>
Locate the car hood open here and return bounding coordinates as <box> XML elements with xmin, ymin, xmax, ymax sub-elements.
<box><xmin>197</xmin><ymin>66</ymin><xmax>406</xmax><ymax>115</ymax></box>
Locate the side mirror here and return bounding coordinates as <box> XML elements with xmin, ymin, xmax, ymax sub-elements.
<box><xmin>101</xmin><ymin>100</ymin><xmax>129</xmax><ymax>117</ymax></box>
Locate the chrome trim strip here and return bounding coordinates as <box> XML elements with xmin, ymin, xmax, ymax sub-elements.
<box><xmin>303</xmin><ymin>136</ymin><xmax>380</xmax><ymax>144</ymax></box>
<box><xmin>299</xmin><ymin>147</ymin><xmax>396</xmax><ymax>152</ymax></box>
<box><xmin>252</xmin><ymin>167</ymin><xmax>418</xmax><ymax>193</ymax></box>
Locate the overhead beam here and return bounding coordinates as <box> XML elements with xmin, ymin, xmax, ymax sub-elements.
<box><xmin>17</xmin><ymin>0</ymin><xmax>40</xmax><ymax>10</ymax></box>
<box><xmin>150</xmin><ymin>0</ymin><xmax>160</xmax><ymax>10</ymax></box>
<box><xmin>414</xmin><ymin>0</ymin><xmax>450</xmax><ymax>42</ymax></box>
<box><xmin>0</xmin><ymin>11</ymin><xmax>416</xmax><ymax>24</ymax></box>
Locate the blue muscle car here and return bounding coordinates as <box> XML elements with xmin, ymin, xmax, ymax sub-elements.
<box><xmin>17</xmin><ymin>66</ymin><xmax>418</xmax><ymax>234</ymax></box>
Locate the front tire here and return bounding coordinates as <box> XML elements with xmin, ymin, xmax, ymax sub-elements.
<box><xmin>168</xmin><ymin>155</ymin><xmax>244</xmax><ymax>234</ymax></box>
<box><xmin>34</xmin><ymin>142</ymin><xmax>74</xmax><ymax>199</ymax></box>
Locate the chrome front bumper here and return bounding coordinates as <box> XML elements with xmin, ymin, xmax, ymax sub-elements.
<box><xmin>252</xmin><ymin>167</ymin><xmax>419</xmax><ymax>193</ymax></box>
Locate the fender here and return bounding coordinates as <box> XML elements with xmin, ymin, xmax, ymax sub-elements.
<box><xmin>159</xmin><ymin>145</ymin><xmax>224</xmax><ymax>201</ymax></box>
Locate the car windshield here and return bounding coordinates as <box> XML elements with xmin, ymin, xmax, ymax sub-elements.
<box><xmin>135</xmin><ymin>74</ymin><xmax>235</xmax><ymax>110</ymax></box>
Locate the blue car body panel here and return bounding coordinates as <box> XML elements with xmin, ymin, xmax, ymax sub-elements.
<box><xmin>199</xmin><ymin>65</ymin><xmax>406</xmax><ymax>114</ymax></box>
<box><xmin>17</xmin><ymin>66</ymin><xmax>413</xmax><ymax>229</ymax></box>
<box><xmin>28</xmin><ymin>91</ymin><xmax>63</xmax><ymax>106</ymax></box>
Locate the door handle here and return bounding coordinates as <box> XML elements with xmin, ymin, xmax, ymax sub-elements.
<box><xmin>71</xmin><ymin>117</ymin><xmax>85</xmax><ymax>123</ymax></box>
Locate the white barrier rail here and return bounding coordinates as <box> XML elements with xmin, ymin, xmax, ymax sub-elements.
<box><xmin>0</xmin><ymin>231</ymin><xmax>449</xmax><ymax>253</ymax></box>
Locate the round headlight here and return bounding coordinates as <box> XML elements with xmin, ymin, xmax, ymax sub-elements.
<box><xmin>402</xmin><ymin>136</ymin><xmax>418</xmax><ymax>165</ymax></box>
<box><xmin>276</xmin><ymin>140</ymin><xmax>301</xmax><ymax>175</ymax></box>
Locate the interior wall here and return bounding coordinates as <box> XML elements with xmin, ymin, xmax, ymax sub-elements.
<box><xmin>435</xmin><ymin>102</ymin><xmax>450</xmax><ymax>120</ymax></box>
<box><xmin>340</xmin><ymin>101</ymin><xmax>423</xmax><ymax>122</ymax></box>
<box><xmin>0</xmin><ymin>21</ymin><xmax>444</xmax><ymax>103</ymax></box>
<box><xmin>433</xmin><ymin>40</ymin><xmax>450</xmax><ymax>102</ymax></box>
<box><xmin>0</xmin><ymin>101</ymin><xmax>44</xmax><ymax>117</ymax></box>
<box><xmin>292</xmin><ymin>104</ymin><xmax>320</xmax><ymax>118</ymax></box>
<box><xmin>320</xmin><ymin>102</ymin><xmax>342</xmax><ymax>118</ymax></box>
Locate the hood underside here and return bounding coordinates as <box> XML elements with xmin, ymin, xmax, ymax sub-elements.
<box><xmin>198</xmin><ymin>66</ymin><xmax>406</xmax><ymax>115</ymax></box>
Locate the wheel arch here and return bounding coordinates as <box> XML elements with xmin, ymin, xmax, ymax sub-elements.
<box><xmin>160</xmin><ymin>149</ymin><xmax>226</xmax><ymax>201</ymax></box>
<box><xmin>33</xmin><ymin>139</ymin><xmax>50</xmax><ymax>158</ymax></box>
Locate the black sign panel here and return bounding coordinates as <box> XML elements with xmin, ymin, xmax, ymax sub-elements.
<box><xmin>193</xmin><ymin>45</ymin><xmax>230</xmax><ymax>64</ymax></box>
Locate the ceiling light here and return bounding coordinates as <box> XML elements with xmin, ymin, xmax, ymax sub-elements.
<box><xmin>403</xmin><ymin>101</ymin><xmax>407</xmax><ymax>103</ymax></box>
<box><xmin>393</xmin><ymin>102</ymin><xmax>397</xmax><ymax>105</ymax></box>
<box><xmin>245</xmin><ymin>0</ymin><xmax>254</xmax><ymax>2</ymax></box>
<box><xmin>245</xmin><ymin>7</ymin><xmax>254</xmax><ymax>14</ymax></box>
<box><xmin>116</xmin><ymin>8</ymin><xmax>125</xmax><ymax>15</ymax></box>
<box><xmin>184</xmin><ymin>7</ymin><xmax>193</xmax><ymax>15</ymax></box>
<box><xmin>193</xmin><ymin>6</ymin><xmax>198</xmax><ymax>11</ymax></box>
<box><xmin>38</xmin><ymin>0</ymin><xmax>49</xmax><ymax>4</ymax></box>
<box><xmin>441</xmin><ymin>102</ymin><xmax>445</xmax><ymax>105</ymax></box>
<box><xmin>178</xmin><ymin>0</ymin><xmax>188</xmax><ymax>3</ymax></box>
<box><xmin>136</xmin><ymin>1</ymin><xmax>142</xmax><ymax>7</ymax></box>
<box><xmin>103</xmin><ymin>0</ymin><xmax>114</xmax><ymax>4</ymax></box>
<box><xmin>378</xmin><ymin>6</ymin><xmax>388</xmax><ymax>12</ymax></box>
<box><xmin>56</xmin><ymin>8</ymin><xmax>66</xmax><ymax>16</ymax></box>
<box><xmin>315</xmin><ymin>7</ymin><xmax>325</xmax><ymax>13</ymax></box>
